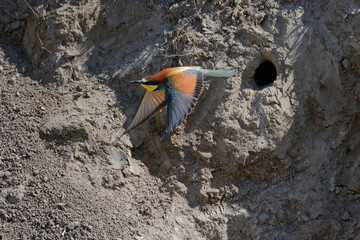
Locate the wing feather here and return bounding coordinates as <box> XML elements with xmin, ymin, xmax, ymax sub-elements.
<box><xmin>162</xmin><ymin>72</ymin><xmax>204</xmax><ymax>138</ymax></box>
<box><xmin>123</xmin><ymin>90</ymin><xmax>166</xmax><ymax>135</ymax></box>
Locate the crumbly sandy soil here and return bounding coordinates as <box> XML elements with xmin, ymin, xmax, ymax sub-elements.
<box><xmin>1</xmin><ymin>0</ymin><xmax>359</xmax><ymax>239</ymax></box>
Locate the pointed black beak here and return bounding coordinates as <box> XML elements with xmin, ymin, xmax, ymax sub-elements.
<box><xmin>131</xmin><ymin>80</ymin><xmax>143</xmax><ymax>84</ymax></box>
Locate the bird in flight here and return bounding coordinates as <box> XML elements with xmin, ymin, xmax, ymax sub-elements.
<box><xmin>122</xmin><ymin>67</ymin><xmax>234</xmax><ymax>139</ymax></box>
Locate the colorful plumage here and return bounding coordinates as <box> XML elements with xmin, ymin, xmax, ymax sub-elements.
<box><xmin>122</xmin><ymin>67</ymin><xmax>234</xmax><ymax>138</ymax></box>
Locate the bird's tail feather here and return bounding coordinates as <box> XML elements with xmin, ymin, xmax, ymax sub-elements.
<box><xmin>202</xmin><ymin>69</ymin><xmax>235</xmax><ymax>77</ymax></box>
<box><xmin>184</xmin><ymin>68</ymin><xmax>235</xmax><ymax>77</ymax></box>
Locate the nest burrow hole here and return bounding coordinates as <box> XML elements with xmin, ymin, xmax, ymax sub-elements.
<box><xmin>254</xmin><ymin>61</ymin><xmax>277</xmax><ymax>87</ymax></box>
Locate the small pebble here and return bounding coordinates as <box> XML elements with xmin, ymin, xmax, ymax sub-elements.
<box><xmin>83</xmin><ymin>91</ymin><xmax>90</xmax><ymax>98</ymax></box>
<box><xmin>331</xmin><ymin>218</ymin><xmax>342</xmax><ymax>232</ymax></box>
<box><xmin>341</xmin><ymin>58</ymin><xmax>351</xmax><ymax>70</ymax></box>
<box><xmin>349</xmin><ymin>193</ymin><xmax>360</xmax><ymax>200</ymax></box>
<box><xmin>341</xmin><ymin>211</ymin><xmax>351</xmax><ymax>221</ymax></box>
<box><xmin>6</xmin><ymin>185</ymin><xmax>25</xmax><ymax>204</ymax></box>
<box><xmin>8</xmin><ymin>79</ymin><xmax>16</xmax><ymax>85</ymax></box>
<box><xmin>67</xmin><ymin>221</ymin><xmax>80</xmax><ymax>230</ymax></box>
<box><xmin>301</xmin><ymin>215</ymin><xmax>310</xmax><ymax>222</ymax></box>
<box><xmin>258</xmin><ymin>213</ymin><xmax>270</xmax><ymax>224</ymax></box>
<box><xmin>82</xmin><ymin>223</ymin><xmax>93</xmax><ymax>232</ymax></box>
<box><xmin>57</xmin><ymin>203</ymin><xmax>66</xmax><ymax>210</ymax></box>
<box><xmin>13</xmin><ymin>106</ymin><xmax>20</xmax><ymax>112</ymax></box>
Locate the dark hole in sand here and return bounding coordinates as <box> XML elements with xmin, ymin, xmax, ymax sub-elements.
<box><xmin>254</xmin><ymin>61</ymin><xmax>277</xmax><ymax>87</ymax></box>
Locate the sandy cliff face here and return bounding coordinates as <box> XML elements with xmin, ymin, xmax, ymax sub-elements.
<box><xmin>1</xmin><ymin>0</ymin><xmax>359</xmax><ymax>239</ymax></box>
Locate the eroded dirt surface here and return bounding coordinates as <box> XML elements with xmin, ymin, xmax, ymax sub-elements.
<box><xmin>1</xmin><ymin>0</ymin><xmax>360</xmax><ymax>239</ymax></box>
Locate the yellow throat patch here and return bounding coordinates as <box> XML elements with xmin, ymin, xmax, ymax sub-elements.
<box><xmin>141</xmin><ymin>84</ymin><xmax>157</xmax><ymax>91</ymax></box>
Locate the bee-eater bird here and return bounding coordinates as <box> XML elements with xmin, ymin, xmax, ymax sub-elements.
<box><xmin>122</xmin><ymin>67</ymin><xmax>234</xmax><ymax>139</ymax></box>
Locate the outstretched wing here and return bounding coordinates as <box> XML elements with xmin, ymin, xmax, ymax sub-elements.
<box><xmin>163</xmin><ymin>71</ymin><xmax>204</xmax><ymax>138</ymax></box>
<box><xmin>123</xmin><ymin>90</ymin><xmax>166</xmax><ymax>135</ymax></box>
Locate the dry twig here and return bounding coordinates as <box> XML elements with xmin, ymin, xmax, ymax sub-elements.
<box><xmin>23</xmin><ymin>0</ymin><xmax>52</xmax><ymax>54</ymax></box>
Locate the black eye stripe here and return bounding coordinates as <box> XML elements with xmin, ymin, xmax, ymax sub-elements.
<box><xmin>143</xmin><ymin>81</ymin><xmax>158</xmax><ymax>85</ymax></box>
